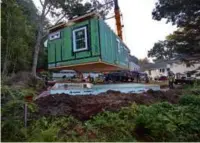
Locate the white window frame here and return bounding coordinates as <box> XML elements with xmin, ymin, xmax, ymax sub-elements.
<box><xmin>49</xmin><ymin>31</ymin><xmax>60</xmax><ymax>41</ymax></box>
<box><xmin>72</xmin><ymin>26</ymin><xmax>88</xmax><ymax>52</ymax></box>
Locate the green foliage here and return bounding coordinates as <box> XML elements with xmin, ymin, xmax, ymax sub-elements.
<box><xmin>27</xmin><ymin>116</ymin><xmax>85</xmax><ymax>142</ymax></box>
<box><xmin>38</xmin><ymin>70</ymin><xmax>52</xmax><ymax>79</ymax></box>
<box><xmin>133</xmin><ymin>94</ymin><xmax>200</xmax><ymax>141</ymax></box>
<box><xmin>2</xmin><ymin>84</ymin><xmax>200</xmax><ymax>142</ymax></box>
<box><xmin>150</xmin><ymin>0</ymin><xmax>200</xmax><ymax>60</ymax></box>
<box><xmin>27</xmin><ymin>117</ymin><xmax>59</xmax><ymax>142</ymax></box>
<box><xmin>148</xmin><ymin>40</ymin><xmax>176</xmax><ymax>61</ymax></box>
<box><xmin>85</xmin><ymin>104</ymin><xmax>138</xmax><ymax>141</ymax></box>
<box><xmin>138</xmin><ymin>58</ymin><xmax>151</xmax><ymax>69</ymax></box>
<box><xmin>1</xmin><ymin>85</ymin><xmax>37</xmax><ymax>141</ymax></box>
<box><xmin>152</xmin><ymin>0</ymin><xmax>200</xmax><ymax>27</ymax></box>
<box><xmin>16</xmin><ymin>0</ymin><xmax>39</xmax><ymax>25</ymax></box>
<box><xmin>179</xmin><ymin>95</ymin><xmax>200</xmax><ymax>106</ymax></box>
<box><xmin>182</xmin><ymin>83</ymin><xmax>200</xmax><ymax>95</ymax></box>
<box><xmin>26</xmin><ymin>76</ymin><xmax>46</xmax><ymax>91</ymax></box>
<box><xmin>1</xmin><ymin>0</ymin><xmax>113</xmax><ymax>76</ymax></box>
<box><xmin>49</xmin><ymin>0</ymin><xmax>113</xmax><ymax>19</ymax></box>
<box><xmin>1</xmin><ymin>0</ymin><xmax>36</xmax><ymax>74</ymax></box>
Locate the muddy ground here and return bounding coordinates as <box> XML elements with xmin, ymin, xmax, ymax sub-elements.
<box><xmin>35</xmin><ymin>89</ymin><xmax>183</xmax><ymax>120</ymax></box>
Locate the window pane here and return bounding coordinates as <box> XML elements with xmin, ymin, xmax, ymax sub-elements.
<box><xmin>73</xmin><ymin>27</ymin><xmax>88</xmax><ymax>52</ymax></box>
<box><xmin>75</xmin><ymin>29</ymin><xmax>85</xmax><ymax>39</ymax></box>
<box><xmin>76</xmin><ymin>39</ymin><xmax>85</xmax><ymax>49</ymax></box>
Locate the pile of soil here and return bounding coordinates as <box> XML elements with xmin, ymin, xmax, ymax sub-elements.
<box><xmin>35</xmin><ymin>89</ymin><xmax>183</xmax><ymax>120</ymax></box>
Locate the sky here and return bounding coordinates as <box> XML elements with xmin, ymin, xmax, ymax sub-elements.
<box><xmin>33</xmin><ymin>0</ymin><xmax>177</xmax><ymax>59</ymax></box>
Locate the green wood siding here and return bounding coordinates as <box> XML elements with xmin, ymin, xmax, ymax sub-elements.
<box><xmin>98</xmin><ymin>19</ymin><xmax>129</xmax><ymax>68</ymax></box>
<box><xmin>48</xmin><ymin>18</ymin><xmax>100</xmax><ymax>68</ymax></box>
<box><xmin>48</xmin><ymin>17</ymin><xmax>130</xmax><ymax>70</ymax></box>
<box><xmin>62</xmin><ymin>28</ymin><xmax>74</xmax><ymax>60</ymax></box>
<box><xmin>90</xmin><ymin>19</ymin><xmax>100</xmax><ymax>56</ymax></box>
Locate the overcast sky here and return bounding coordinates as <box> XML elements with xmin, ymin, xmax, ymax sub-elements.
<box><xmin>33</xmin><ymin>0</ymin><xmax>176</xmax><ymax>59</ymax></box>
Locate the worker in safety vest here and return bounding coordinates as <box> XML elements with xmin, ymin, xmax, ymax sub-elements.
<box><xmin>167</xmin><ymin>69</ymin><xmax>175</xmax><ymax>89</ymax></box>
<box><xmin>136</xmin><ymin>72</ymin><xmax>140</xmax><ymax>83</ymax></box>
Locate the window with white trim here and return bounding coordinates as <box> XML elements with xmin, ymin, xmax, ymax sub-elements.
<box><xmin>49</xmin><ymin>31</ymin><xmax>60</xmax><ymax>40</ymax></box>
<box><xmin>72</xmin><ymin>26</ymin><xmax>88</xmax><ymax>52</ymax></box>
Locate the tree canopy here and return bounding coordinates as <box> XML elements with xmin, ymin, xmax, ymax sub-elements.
<box><xmin>148</xmin><ymin>40</ymin><xmax>176</xmax><ymax>61</ymax></box>
<box><xmin>152</xmin><ymin>0</ymin><xmax>200</xmax><ymax>27</ymax></box>
<box><xmin>1</xmin><ymin>0</ymin><xmax>36</xmax><ymax>74</ymax></box>
<box><xmin>149</xmin><ymin>0</ymin><xmax>200</xmax><ymax>61</ymax></box>
<box><xmin>1</xmin><ymin>0</ymin><xmax>113</xmax><ymax>76</ymax></box>
<box><xmin>138</xmin><ymin>58</ymin><xmax>150</xmax><ymax>65</ymax></box>
<box><xmin>31</xmin><ymin>0</ymin><xmax>113</xmax><ymax>77</ymax></box>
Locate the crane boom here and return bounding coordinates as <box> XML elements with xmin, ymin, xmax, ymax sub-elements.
<box><xmin>114</xmin><ymin>0</ymin><xmax>123</xmax><ymax>40</ymax></box>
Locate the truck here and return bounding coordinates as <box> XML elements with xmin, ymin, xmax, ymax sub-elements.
<box><xmin>104</xmin><ymin>71</ymin><xmax>148</xmax><ymax>83</ymax></box>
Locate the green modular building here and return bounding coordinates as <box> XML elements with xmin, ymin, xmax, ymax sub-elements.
<box><xmin>48</xmin><ymin>13</ymin><xmax>130</xmax><ymax>72</ymax></box>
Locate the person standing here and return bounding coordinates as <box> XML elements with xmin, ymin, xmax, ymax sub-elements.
<box><xmin>136</xmin><ymin>72</ymin><xmax>140</xmax><ymax>83</ymax></box>
<box><xmin>167</xmin><ymin>69</ymin><xmax>175</xmax><ymax>89</ymax></box>
<box><xmin>145</xmin><ymin>74</ymin><xmax>149</xmax><ymax>83</ymax></box>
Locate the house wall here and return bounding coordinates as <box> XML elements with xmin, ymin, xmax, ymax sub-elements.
<box><xmin>166</xmin><ymin>62</ymin><xmax>200</xmax><ymax>75</ymax></box>
<box><xmin>129</xmin><ymin>62</ymin><xmax>140</xmax><ymax>71</ymax></box>
<box><xmin>99</xmin><ymin>19</ymin><xmax>130</xmax><ymax>69</ymax></box>
<box><xmin>145</xmin><ymin>62</ymin><xmax>200</xmax><ymax>80</ymax></box>
<box><xmin>48</xmin><ymin>17</ymin><xmax>131</xmax><ymax>71</ymax></box>
<box><xmin>145</xmin><ymin>68</ymin><xmax>168</xmax><ymax>80</ymax></box>
<box><xmin>48</xmin><ymin>18</ymin><xmax>101</xmax><ymax>69</ymax></box>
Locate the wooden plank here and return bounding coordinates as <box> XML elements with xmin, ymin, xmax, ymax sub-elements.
<box><xmin>49</xmin><ymin>61</ymin><xmax>129</xmax><ymax>72</ymax></box>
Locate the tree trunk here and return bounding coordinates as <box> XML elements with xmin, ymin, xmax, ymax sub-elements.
<box><xmin>12</xmin><ymin>60</ymin><xmax>17</xmax><ymax>75</ymax></box>
<box><xmin>32</xmin><ymin>24</ymin><xmax>43</xmax><ymax>77</ymax></box>
<box><xmin>32</xmin><ymin>0</ymin><xmax>48</xmax><ymax>77</ymax></box>
<box><xmin>2</xmin><ymin>10</ymin><xmax>11</xmax><ymax>75</ymax></box>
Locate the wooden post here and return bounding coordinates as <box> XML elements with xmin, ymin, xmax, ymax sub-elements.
<box><xmin>24</xmin><ymin>103</ymin><xmax>27</xmax><ymax>128</ymax></box>
<box><xmin>24</xmin><ymin>95</ymin><xmax>33</xmax><ymax>128</ymax></box>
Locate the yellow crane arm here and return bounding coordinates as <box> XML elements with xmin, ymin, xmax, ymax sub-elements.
<box><xmin>114</xmin><ymin>0</ymin><xmax>123</xmax><ymax>41</ymax></box>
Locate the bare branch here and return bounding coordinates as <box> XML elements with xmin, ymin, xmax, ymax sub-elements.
<box><xmin>40</xmin><ymin>0</ymin><xmax>48</xmax><ymax>23</ymax></box>
<box><xmin>39</xmin><ymin>0</ymin><xmax>44</xmax><ymax>7</ymax></box>
<box><xmin>44</xmin><ymin>5</ymin><xmax>52</xmax><ymax>16</ymax></box>
<box><xmin>55</xmin><ymin>13</ymin><xmax>68</xmax><ymax>24</ymax></box>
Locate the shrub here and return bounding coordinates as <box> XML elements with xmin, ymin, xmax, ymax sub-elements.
<box><xmin>84</xmin><ymin>104</ymin><xmax>138</xmax><ymax>141</ymax></box>
<box><xmin>134</xmin><ymin>102</ymin><xmax>177</xmax><ymax>141</ymax></box>
<box><xmin>179</xmin><ymin>95</ymin><xmax>200</xmax><ymax>106</ymax></box>
<box><xmin>2</xmin><ymin>83</ymin><xmax>200</xmax><ymax>142</ymax></box>
<box><xmin>133</xmin><ymin>99</ymin><xmax>200</xmax><ymax>142</ymax></box>
<box><xmin>1</xmin><ymin>85</ymin><xmax>37</xmax><ymax>142</ymax></box>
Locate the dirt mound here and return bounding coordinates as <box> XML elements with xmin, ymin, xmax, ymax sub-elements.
<box><xmin>35</xmin><ymin>89</ymin><xmax>183</xmax><ymax>120</ymax></box>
